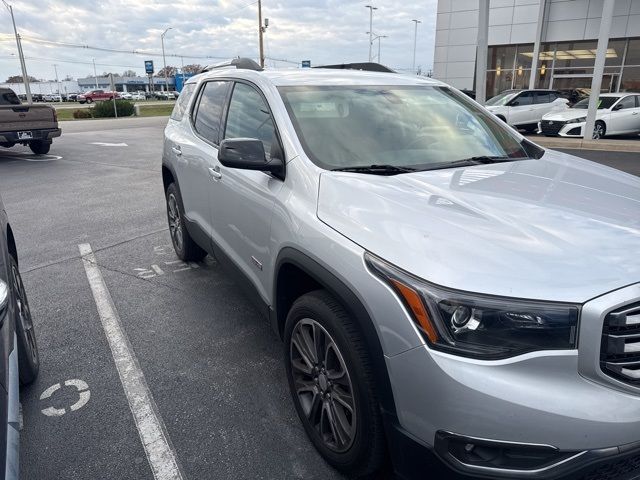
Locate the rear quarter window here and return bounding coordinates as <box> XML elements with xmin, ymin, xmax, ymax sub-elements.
<box><xmin>170</xmin><ymin>83</ymin><xmax>196</xmax><ymax>121</ymax></box>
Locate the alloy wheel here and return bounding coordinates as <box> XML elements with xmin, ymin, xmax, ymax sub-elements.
<box><xmin>289</xmin><ymin>318</ymin><xmax>356</xmax><ymax>453</ymax></box>
<box><xmin>11</xmin><ymin>264</ymin><xmax>37</xmax><ymax>365</ymax></box>
<box><xmin>167</xmin><ymin>193</ymin><xmax>184</xmax><ymax>252</ymax></box>
<box><xmin>592</xmin><ymin>123</ymin><xmax>604</xmax><ymax>139</ymax></box>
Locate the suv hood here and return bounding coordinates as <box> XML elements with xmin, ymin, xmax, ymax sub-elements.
<box><xmin>317</xmin><ymin>153</ymin><xmax>640</xmax><ymax>303</ymax></box>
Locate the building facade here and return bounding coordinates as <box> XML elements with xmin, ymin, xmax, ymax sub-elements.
<box><xmin>77</xmin><ymin>75</ymin><xmax>175</xmax><ymax>92</ymax></box>
<box><xmin>434</xmin><ymin>0</ymin><xmax>640</xmax><ymax>98</ymax></box>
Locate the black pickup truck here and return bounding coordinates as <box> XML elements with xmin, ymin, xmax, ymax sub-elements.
<box><xmin>0</xmin><ymin>88</ymin><xmax>61</xmax><ymax>155</ymax></box>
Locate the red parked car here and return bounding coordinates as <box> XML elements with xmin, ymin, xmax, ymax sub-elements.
<box><xmin>77</xmin><ymin>90</ymin><xmax>119</xmax><ymax>104</ymax></box>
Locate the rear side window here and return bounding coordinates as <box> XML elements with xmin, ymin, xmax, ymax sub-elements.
<box><xmin>170</xmin><ymin>83</ymin><xmax>196</xmax><ymax>121</ymax></box>
<box><xmin>534</xmin><ymin>92</ymin><xmax>551</xmax><ymax>104</ymax></box>
<box><xmin>193</xmin><ymin>81</ymin><xmax>230</xmax><ymax>144</ymax></box>
<box><xmin>224</xmin><ymin>82</ymin><xmax>277</xmax><ymax>157</ymax></box>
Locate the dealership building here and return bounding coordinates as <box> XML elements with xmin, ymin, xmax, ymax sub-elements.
<box><xmin>434</xmin><ymin>0</ymin><xmax>640</xmax><ymax>99</ymax></box>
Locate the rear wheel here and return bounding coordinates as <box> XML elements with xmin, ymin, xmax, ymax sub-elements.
<box><xmin>284</xmin><ymin>290</ymin><xmax>386</xmax><ymax>478</ymax></box>
<box><xmin>29</xmin><ymin>140</ymin><xmax>50</xmax><ymax>155</ymax></box>
<box><xmin>593</xmin><ymin>121</ymin><xmax>606</xmax><ymax>139</ymax></box>
<box><xmin>86</xmin><ymin>98</ymin><xmax>93</xmax><ymax>104</ymax></box>
<box><xmin>165</xmin><ymin>183</ymin><xmax>206</xmax><ymax>261</ymax></box>
<box><xmin>9</xmin><ymin>256</ymin><xmax>39</xmax><ymax>385</ymax></box>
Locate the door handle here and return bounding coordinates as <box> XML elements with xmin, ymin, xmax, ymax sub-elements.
<box><xmin>208</xmin><ymin>166</ymin><xmax>222</xmax><ymax>180</ymax></box>
<box><xmin>171</xmin><ymin>145</ymin><xmax>182</xmax><ymax>156</ymax></box>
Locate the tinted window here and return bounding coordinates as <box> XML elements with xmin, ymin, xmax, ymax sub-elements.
<box><xmin>170</xmin><ymin>83</ymin><xmax>196</xmax><ymax>121</ymax></box>
<box><xmin>193</xmin><ymin>81</ymin><xmax>230</xmax><ymax>144</ymax></box>
<box><xmin>534</xmin><ymin>92</ymin><xmax>551</xmax><ymax>104</ymax></box>
<box><xmin>224</xmin><ymin>83</ymin><xmax>277</xmax><ymax>157</ymax></box>
<box><xmin>0</xmin><ymin>89</ymin><xmax>20</xmax><ymax>105</ymax></box>
<box><xmin>616</xmin><ymin>96</ymin><xmax>636</xmax><ymax>110</ymax></box>
<box><xmin>514</xmin><ymin>92</ymin><xmax>534</xmax><ymax>106</ymax></box>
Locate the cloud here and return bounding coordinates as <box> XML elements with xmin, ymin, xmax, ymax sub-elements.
<box><xmin>0</xmin><ymin>0</ymin><xmax>437</xmax><ymax>81</ymax></box>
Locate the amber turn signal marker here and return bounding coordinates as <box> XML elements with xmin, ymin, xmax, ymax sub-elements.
<box><xmin>390</xmin><ymin>279</ymin><xmax>438</xmax><ymax>343</ymax></box>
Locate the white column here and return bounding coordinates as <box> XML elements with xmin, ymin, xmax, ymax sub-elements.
<box><xmin>529</xmin><ymin>0</ymin><xmax>546</xmax><ymax>89</ymax></box>
<box><xmin>584</xmin><ymin>0</ymin><xmax>614</xmax><ymax>140</ymax></box>
<box><xmin>475</xmin><ymin>0</ymin><xmax>490</xmax><ymax>104</ymax></box>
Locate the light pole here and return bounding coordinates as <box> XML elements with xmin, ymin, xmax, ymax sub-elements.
<box><xmin>53</xmin><ymin>64</ymin><xmax>62</xmax><ymax>103</ymax></box>
<box><xmin>257</xmin><ymin>0</ymin><xmax>268</xmax><ymax>68</ymax></box>
<box><xmin>161</xmin><ymin>27</ymin><xmax>172</xmax><ymax>92</ymax></box>
<box><xmin>92</xmin><ymin>58</ymin><xmax>98</xmax><ymax>88</ymax></box>
<box><xmin>2</xmin><ymin>0</ymin><xmax>31</xmax><ymax>103</ymax></box>
<box><xmin>365</xmin><ymin>5</ymin><xmax>378</xmax><ymax>62</ymax></box>
<box><xmin>377</xmin><ymin>35</ymin><xmax>387</xmax><ymax>64</ymax></box>
<box><xmin>411</xmin><ymin>19</ymin><xmax>421</xmax><ymax>73</ymax></box>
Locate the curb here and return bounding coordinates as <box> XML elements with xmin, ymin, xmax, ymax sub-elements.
<box><xmin>528</xmin><ymin>136</ymin><xmax>640</xmax><ymax>153</ymax></box>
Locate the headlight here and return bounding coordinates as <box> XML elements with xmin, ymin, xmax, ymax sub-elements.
<box><xmin>366</xmin><ymin>254</ymin><xmax>579</xmax><ymax>359</ymax></box>
<box><xmin>566</xmin><ymin>117</ymin><xmax>586</xmax><ymax>124</ymax></box>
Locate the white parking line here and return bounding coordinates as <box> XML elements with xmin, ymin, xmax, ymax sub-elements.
<box><xmin>78</xmin><ymin>243</ymin><xmax>184</xmax><ymax>480</ymax></box>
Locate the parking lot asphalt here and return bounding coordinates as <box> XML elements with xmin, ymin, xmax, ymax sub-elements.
<box><xmin>0</xmin><ymin>117</ymin><xmax>637</xmax><ymax>480</ymax></box>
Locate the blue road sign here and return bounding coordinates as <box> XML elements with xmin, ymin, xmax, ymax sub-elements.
<box><xmin>145</xmin><ymin>60</ymin><xmax>154</xmax><ymax>75</ymax></box>
<box><xmin>301</xmin><ymin>60</ymin><xmax>311</xmax><ymax>68</ymax></box>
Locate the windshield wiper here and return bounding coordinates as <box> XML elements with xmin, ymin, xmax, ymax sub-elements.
<box><xmin>331</xmin><ymin>164</ymin><xmax>416</xmax><ymax>175</ymax></box>
<box><xmin>418</xmin><ymin>156</ymin><xmax>522</xmax><ymax>172</ymax></box>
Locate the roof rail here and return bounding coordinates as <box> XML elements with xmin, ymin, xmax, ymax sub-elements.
<box><xmin>200</xmin><ymin>58</ymin><xmax>263</xmax><ymax>73</ymax></box>
<box><xmin>314</xmin><ymin>62</ymin><xmax>395</xmax><ymax>73</ymax></box>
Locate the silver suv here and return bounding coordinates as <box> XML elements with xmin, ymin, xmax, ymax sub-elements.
<box><xmin>162</xmin><ymin>60</ymin><xmax>640</xmax><ymax>480</ymax></box>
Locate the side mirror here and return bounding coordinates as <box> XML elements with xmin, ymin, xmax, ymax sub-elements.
<box><xmin>218</xmin><ymin>138</ymin><xmax>284</xmax><ymax>178</ymax></box>
<box><xmin>509</xmin><ymin>100</ymin><xmax>520</xmax><ymax>106</ymax></box>
<box><xmin>0</xmin><ymin>279</ymin><xmax>9</xmax><ymax>314</ymax></box>
<box><xmin>612</xmin><ymin>103</ymin><xmax>623</xmax><ymax>111</ymax></box>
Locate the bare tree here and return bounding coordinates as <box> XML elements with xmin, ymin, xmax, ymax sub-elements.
<box><xmin>6</xmin><ymin>74</ymin><xmax>38</xmax><ymax>83</ymax></box>
<box><xmin>157</xmin><ymin>66</ymin><xmax>178</xmax><ymax>77</ymax></box>
<box><xmin>182</xmin><ymin>64</ymin><xmax>204</xmax><ymax>74</ymax></box>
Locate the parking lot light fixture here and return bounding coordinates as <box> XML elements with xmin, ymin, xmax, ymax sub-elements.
<box><xmin>412</xmin><ymin>19</ymin><xmax>421</xmax><ymax>73</ymax></box>
<box><xmin>161</xmin><ymin>27</ymin><xmax>172</xmax><ymax>93</ymax></box>
<box><xmin>2</xmin><ymin>0</ymin><xmax>32</xmax><ymax>103</ymax></box>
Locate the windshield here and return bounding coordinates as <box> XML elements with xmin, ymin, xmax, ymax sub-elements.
<box><xmin>485</xmin><ymin>91</ymin><xmax>517</xmax><ymax>106</ymax></box>
<box><xmin>572</xmin><ymin>97</ymin><xmax>617</xmax><ymax>109</ymax></box>
<box><xmin>278</xmin><ymin>85</ymin><xmax>528</xmax><ymax>171</ymax></box>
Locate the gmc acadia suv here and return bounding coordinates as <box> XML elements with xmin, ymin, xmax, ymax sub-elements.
<box><xmin>162</xmin><ymin>59</ymin><xmax>640</xmax><ymax>480</ymax></box>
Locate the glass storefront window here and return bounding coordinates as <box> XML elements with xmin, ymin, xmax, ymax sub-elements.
<box><xmin>606</xmin><ymin>39</ymin><xmax>626</xmax><ymax>66</ymax></box>
<box><xmin>625</xmin><ymin>39</ymin><xmax>640</xmax><ymax>66</ymax></box>
<box><xmin>621</xmin><ymin>66</ymin><xmax>640</xmax><ymax>92</ymax></box>
<box><xmin>515</xmin><ymin>44</ymin><xmax>535</xmax><ymax>69</ymax></box>
<box><xmin>512</xmin><ymin>69</ymin><xmax>530</xmax><ymax>90</ymax></box>
<box><xmin>486</xmin><ymin>70</ymin><xmax>514</xmax><ymax>99</ymax></box>
<box><xmin>488</xmin><ymin>45</ymin><xmax>516</xmax><ymax>70</ymax></box>
<box><xmin>554</xmin><ymin>41</ymin><xmax>599</xmax><ymax>68</ymax></box>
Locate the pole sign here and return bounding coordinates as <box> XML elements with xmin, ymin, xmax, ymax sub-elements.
<box><xmin>145</xmin><ymin>60</ymin><xmax>154</xmax><ymax>75</ymax></box>
<box><xmin>301</xmin><ymin>60</ymin><xmax>311</xmax><ymax>68</ymax></box>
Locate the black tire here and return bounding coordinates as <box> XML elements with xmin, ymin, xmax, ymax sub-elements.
<box><xmin>593</xmin><ymin>120</ymin><xmax>606</xmax><ymax>139</ymax></box>
<box><xmin>165</xmin><ymin>183</ymin><xmax>206</xmax><ymax>262</ymax></box>
<box><xmin>29</xmin><ymin>140</ymin><xmax>50</xmax><ymax>155</ymax></box>
<box><xmin>9</xmin><ymin>256</ymin><xmax>39</xmax><ymax>385</ymax></box>
<box><xmin>284</xmin><ymin>290</ymin><xmax>386</xmax><ymax>478</ymax></box>
<box><xmin>86</xmin><ymin>98</ymin><xmax>93</xmax><ymax>104</ymax></box>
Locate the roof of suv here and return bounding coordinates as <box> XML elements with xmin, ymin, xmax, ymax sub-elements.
<box><xmin>190</xmin><ymin>67</ymin><xmax>443</xmax><ymax>87</ymax></box>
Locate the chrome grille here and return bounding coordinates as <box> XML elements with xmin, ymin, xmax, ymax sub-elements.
<box><xmin>601</xmin><ymin>302</ymin><xmax>640</xmax><ymax>386</ymax></box>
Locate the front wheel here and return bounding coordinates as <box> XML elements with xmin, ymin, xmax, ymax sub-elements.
<box><xmin>592</xmin><ymin>121</ymin><xmax>606</xmax><ymax>139</ymax></box>
<box><xmin>165</xmin><ymin>183</ymin><xmax>206</xmax><ymax>261</ymax></box>
<box><xmin>9</xmin><ymin>256</ymin><xmax>39</xmax><ymax>385</ymax></box>
<box><xmin>284</xmin><ymin>290</ymin><xmax>386</xmax><ymax>477</ymax></box>
<box><xmin>29</xmin><ymin>140</ymin><xmax>50</xmax><ymax>155</ymax></box>
<box><xmin>86</xmin><ymin>98</ymin><xmax>93</xmax><ymax>104</ymax></box>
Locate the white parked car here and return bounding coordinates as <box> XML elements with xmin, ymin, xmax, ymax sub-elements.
<box><xmin>119</xmin><ymin>92</ymin><xmax>133</xmax><ymax>100</ymax></box>
<box><xmin>540</xmin><ymin>93</ymin><xmax>640</xmax><ymax>139</ymax></box>
<box><xmin>130</xmin><ymin>92</ymin><xmax>145</xmax><ymax>101</ymax></box>
<box><xmin>42</xmin><ymin>94</ymin><xmax>62</xmax><ymax>102</ymax></box>
<box><xmin>485</xmin><ymin>89</ymin><xmax>569</xmax><ymax>132</ymax></box>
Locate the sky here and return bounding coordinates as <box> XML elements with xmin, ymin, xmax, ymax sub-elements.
<box><xmin>0</xmin><ymin>0</ymin><xmax>437</xmax><ymax>82</ymax></box>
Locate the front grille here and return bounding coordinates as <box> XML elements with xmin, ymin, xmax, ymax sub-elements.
<box><xmin>581</xmin><ymin>453</ymin><xmax>640</xmax><ymax>480</ymax></box>
<box><xmin>601</xmin><ymin>302</ymin><xmax>640</xmax><ymax>387</ymax></box>
<box><xmin>540</xmin><ymin>120</ymin><xmax>565</xmax><ymax>136</ymax></box>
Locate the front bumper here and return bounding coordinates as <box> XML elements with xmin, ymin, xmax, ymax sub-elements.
<box><xmin>0</xmin><ymin>128</ymin><xmax>61</xmax><ymax>144</ymax></box>
<box><xmin>386</xmin><ymin>282</ymin><xmax>640</xmax><ymax>479</ymax></box>
<box><xmin>538</xmin><ymin>120</ymin><xmax>585</xmax><ymax>137</ymax></box>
